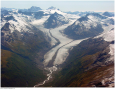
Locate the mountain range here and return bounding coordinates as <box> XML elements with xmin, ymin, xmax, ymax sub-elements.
<box><xmin>63</xmin><ymin>13</ymin><xmax>114</xmax><ymax>39</ymax></box>
<box><xmin>1</xmin><ymin>6</ymin><xmax>114</xmax><ymax>87</ymax></box>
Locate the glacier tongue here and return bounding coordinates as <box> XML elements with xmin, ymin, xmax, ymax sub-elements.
<box><xmin>43</xmin><ymin>20</ymin><xmax>75</xmax><ymax>66</ymax></box>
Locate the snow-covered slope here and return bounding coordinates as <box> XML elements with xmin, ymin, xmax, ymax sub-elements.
<box><xmin>9</xmin><ymin>14</ymin><xmax>31</xmax><ymax>32</ymax></box>
<box><xmin>1</xmin><ymin>12</ymin><xmax>36</xmax><ymax>34</ymax></box>
<box><xmin>42</xmin><ymin>6</ymin><xmax>65</xmax><ymax>15</ymax></box>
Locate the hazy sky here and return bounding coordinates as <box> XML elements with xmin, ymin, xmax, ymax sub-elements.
<box><xmin>1</xmin><ymin>0</ymin><xmax>114</xmax><ymax>12</ymax></box>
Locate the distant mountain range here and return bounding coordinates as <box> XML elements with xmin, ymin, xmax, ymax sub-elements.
<box><xmin>18</xmin><ymin>6</ymin><xmax>42</xmax><ymax>12</ymax></box>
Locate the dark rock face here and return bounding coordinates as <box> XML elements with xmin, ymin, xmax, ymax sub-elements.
<box><xmin>110</xmin><ymin>40</ymin><xmax>114</xmax><ymax>44</ymax></box>
<box><xmin>28</xmin><ymin>6</ymin><xmax>42</xmax><ymax>12</ymax></box>
<box><xmin>47</xmin><ymin>6</ymin><xmax>56</xmax><ymax>10</ymax></box>
<box><xmin>1</xmin><ymin>23</ymin><xmax>10</xmax><ymax>31</ymax></box>
<box><xmin>18</xmin><ymin>11</ymin><xmax>33</xmax><ymax>15</ymax></box>
<box><xmin>1</xmin><ymin>9</ymin><xmax>9</xmax><ymax>18</ymax></box>
<box><xmin>88</xmin><ymin>81</ymin><xmax>109</xmax><ymax>87</ymax></box>
<box><xmin>44</xmin><ymin>12</ymin><xmax>69</xmax><ymax>29</ymax></box>
<box><xmin>4</xmin><ymin>16</ymin><xmax>17</xmax><ymax>22</ymax></box>
<box><xmin>64</xmin><ymin>22</ymin><xmax>104</xmax><ymax>40</ymax></box>
<box><xmin>103</xmin><ymin>12</ymin><xmax>114</xmax><ymax>17</ymax></box>
<box><xmin>78</xmin><ymin>16</ymin><xmax>89</xmax><ymax>22</ymax></box>
<box><xmin>34</xmin><ymin>11</ymin><xmax>44</xmax><ymax>19</ymax></box>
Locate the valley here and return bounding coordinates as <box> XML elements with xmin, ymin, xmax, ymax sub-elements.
<box><xmin>33</xmin><ymin>19</ymin><xmax>87</xmax><ymax>87</ymax></box>
<box><xmin>1</xmin><ymin>6</ymin><xmax>114</xmax><ymax>87</ymax></box>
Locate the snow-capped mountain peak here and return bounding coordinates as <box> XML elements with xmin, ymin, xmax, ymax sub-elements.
<box><xmin>28</xmin><ymin>6</ymin><xmax>42</xmax><ymax>12</ymax></box>
<box><xmin>42</xmin><ymin>8</ymin><xmax>66</xmax><ymax>16</ymax></box>
<box><xmin>40</xmin><ymin>6</ymin><xmax>67</xmax><ymax>15</ymax></box>
<box><xmin>47</xmin><ymin>6</ymin><xmax>57</xmax><ymax>10</ymax></box>
<box><xmin>44</xmin><ymin>12</ymin><xmax>69</xmax><ymax>29</ymax></box>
